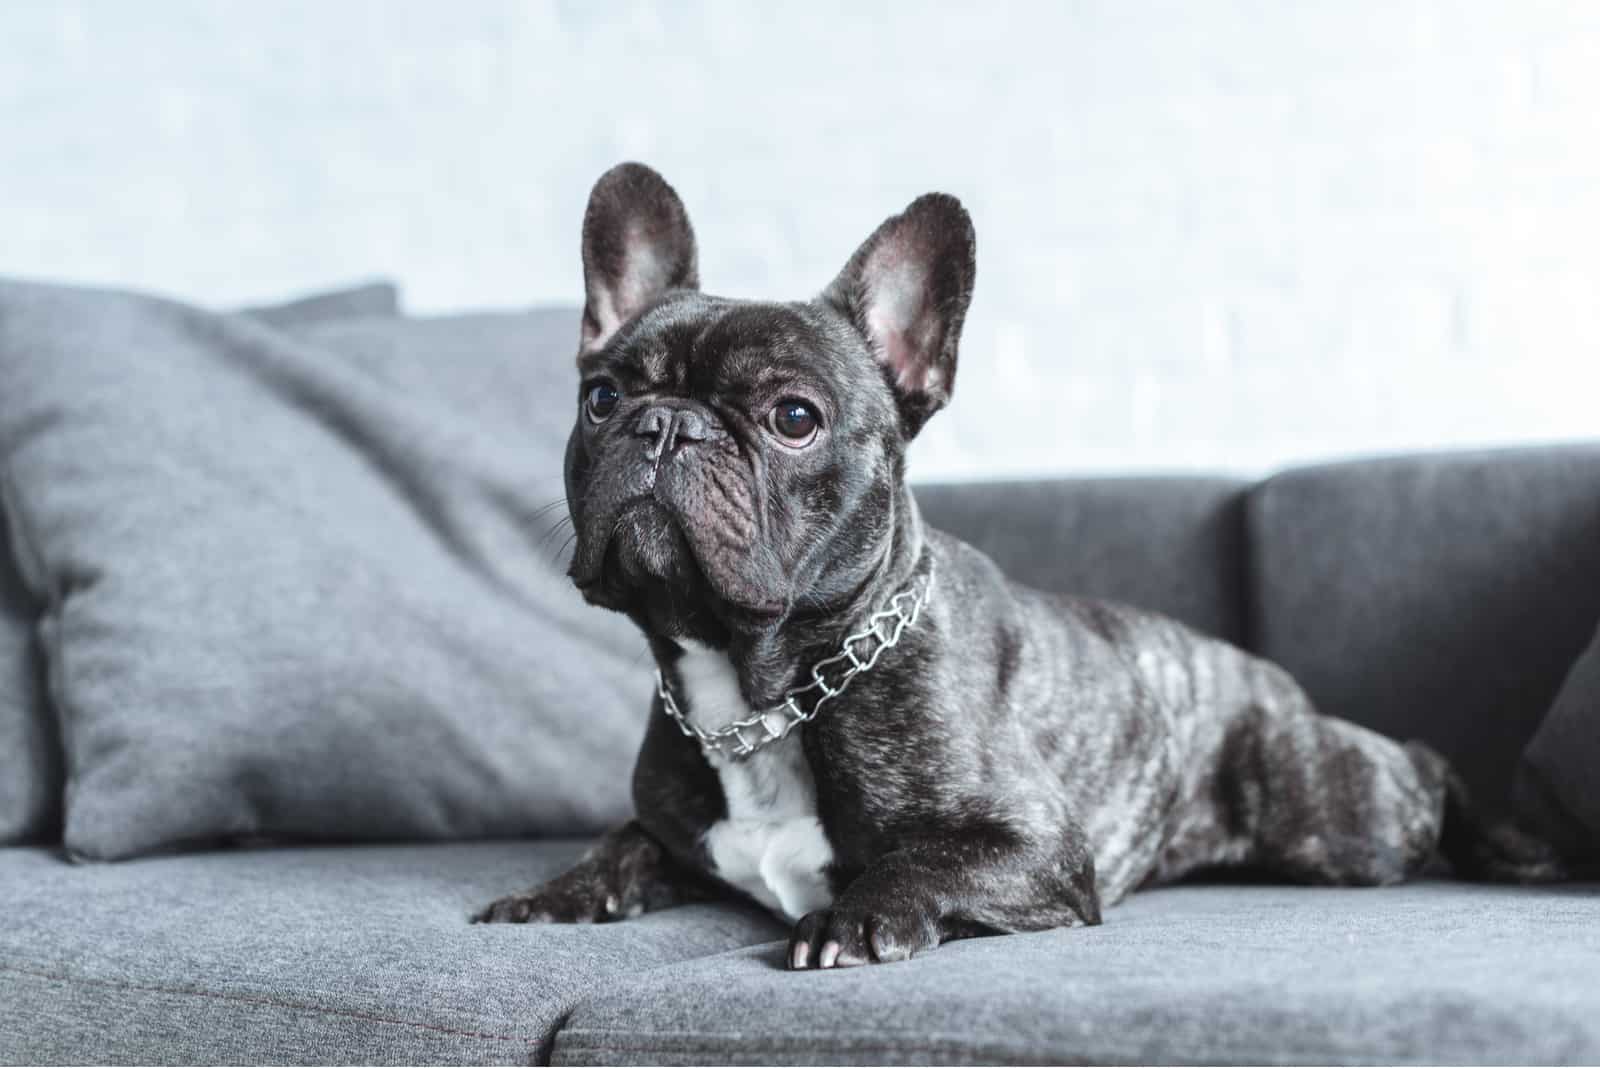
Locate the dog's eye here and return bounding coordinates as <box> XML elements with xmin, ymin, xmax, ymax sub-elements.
<box><xmin>768</xmin><ymin>400</ymin><xmax>819</xmax><ymax>446</ymax></box>
<box><xmin>585</xmin><ymin>382</ymin><xmax>620</xmax><ymax>422</ymax></box>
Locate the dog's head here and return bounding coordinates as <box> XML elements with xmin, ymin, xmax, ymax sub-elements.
<box><xmin>563</xmin><ymin>163</ymin><xmax>974</xmax><ymax>644</ymax></box>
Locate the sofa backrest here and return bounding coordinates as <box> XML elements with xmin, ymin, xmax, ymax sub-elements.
<box><xmin>918</xmin><ymin>443</ymin><xmax>1600</xmax><ymax>810</ymax></box>
<box><xmin>1246</xmin><ymin>444</ymin><xmax>1600</xmax><ymax>810</ymax></box>
<box><xmin>915</xmin><ymin>476</ymin><xmax>1250</xmax><ymax>645</ymax></box>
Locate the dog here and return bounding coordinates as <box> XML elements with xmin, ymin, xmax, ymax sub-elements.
<box><xmin>474</xmin><ymin>162</ymin><xmax>1558</xmax><ymax>968</ymax></box>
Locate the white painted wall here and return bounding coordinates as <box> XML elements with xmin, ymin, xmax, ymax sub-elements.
<box><xmin>4</xmin><ymin>1</ymin><xmax>1598</xmax><ymax>480</ymax></box>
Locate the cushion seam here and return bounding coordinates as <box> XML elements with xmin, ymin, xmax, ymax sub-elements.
<box><xmin>0</xmin><ymin>959</ymin><xmax>537</xmax><ymax>1047</ymax></box>
<box><xmin>0</xmin><ymin>458</ymin><xmax>48</xmax><ymax>603</ymax></box>
<box><xmin>545</xmin><ymin>1025</ymin><xmax>1440</xmax><ymax>1065</ymax></box>
<box><xmin>0</xmin><ymin>457</ymin><xmax>67</xmax><ymax>844</ymax></box>
<box><xmin>544</xmin><ymin>936</ymin><xmax>789</xmax><ymax>1056</ymax></box>
<box><xmin>1240</xmin><ymin>475</ymin><xmax>1271</xmax><ymax>657</ymax></box>
<box><xmin>554</xmin><ymin>1028</ymin><xmax>1062</xmax><ymax>1055</ymax></box>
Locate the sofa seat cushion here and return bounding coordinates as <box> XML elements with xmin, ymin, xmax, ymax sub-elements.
<box><xmin>0</xmin><ymin>841</ymin><xmax>782</xmax><ymax>1065</ymax></box>
<box><xmin>552</xmin><ymin>881</ymin><xmax>1600</xmax><ymax>1066</ymax></box>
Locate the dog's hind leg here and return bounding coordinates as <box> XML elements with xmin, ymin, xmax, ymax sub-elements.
<box><xmin>1221</xmin><ymin>676</ymin><xmax>1448</xmax><ymax>887</ymax></box>
<box><xmin>1406</xmin><ymin>741</ymin><xmax>1567</xmax><ymax>883</ymax></box>
<box><xmin>1223</xmin><ymin>660</ymin><xmax>1566</xmax><ymax>887</ymax></box>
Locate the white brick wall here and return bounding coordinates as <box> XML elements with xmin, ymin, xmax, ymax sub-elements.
<box><xmin>4</xmin><ymin>1</ymin><xmax>1598</xmax><ymax>480</ymax></box>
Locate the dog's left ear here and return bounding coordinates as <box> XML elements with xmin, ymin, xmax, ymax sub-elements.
<box><xmin>579</xmin><ymin>162</ymin><xmax>699</xmax><ymax>356</ymax></box>
<box><xmin>822</xmin><ymin>193</ymin><xmax>975</xmax><ymax>436</ymax></box>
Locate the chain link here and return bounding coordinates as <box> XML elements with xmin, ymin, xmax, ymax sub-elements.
<box><xmin>655</xmin><ymin>560</ymin><xmax>936</xmax><ymax>761</ymax></box>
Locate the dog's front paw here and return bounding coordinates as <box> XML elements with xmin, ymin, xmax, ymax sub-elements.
<box><xmin>788</xmin><ymin>901</ymin><xmax>940</xmax><ymax>969</ymax></box>
<box><xmin>471</xmin><ymin>874</ymin><xmax>631</xmax><ymax>925</ymax></box>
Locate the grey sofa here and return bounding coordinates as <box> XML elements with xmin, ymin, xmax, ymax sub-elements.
<box><xmin>4</xmin><ymin>446</ymin><xmax>1599</xmax><ymax>1065</ymax></box>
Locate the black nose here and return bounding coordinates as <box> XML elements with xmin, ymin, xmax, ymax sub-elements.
<box><xmin>635</xmin><ymin>404</ymin><xmax>709</xmax><ymax>460</ymax></box>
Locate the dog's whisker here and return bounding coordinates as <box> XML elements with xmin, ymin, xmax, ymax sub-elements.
<box><xmin>537</xmin><ymin>517</ymin><xmax>573</xmax><ymax>554</ymax></box>
<box><xmin>530</xmin><ymin>497</ymin><xmax>570</xmax><ymax>520</ymax></box>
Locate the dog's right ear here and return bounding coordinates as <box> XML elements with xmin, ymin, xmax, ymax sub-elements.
<box><xmin>578</xmin><ymin>163</ymin><xmax>699</xmax><ymax>356</ymax></box>
<box><xmin>822</xmin><ymin>193</ymin><xmax>975</xmax><ymax>438</ymax></box>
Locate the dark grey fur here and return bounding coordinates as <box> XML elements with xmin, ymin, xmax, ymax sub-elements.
<box><xmin>474</xmin><ymin>163</ymin><xmax>1562</xmax><ymax>966</ymax></box>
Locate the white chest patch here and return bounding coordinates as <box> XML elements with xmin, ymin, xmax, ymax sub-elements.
<box><xmin>675</xmin><ymin>642</ymin><xmax>836</xmax><ymax>922</ymax></box>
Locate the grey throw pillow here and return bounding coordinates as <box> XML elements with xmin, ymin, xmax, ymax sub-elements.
<box><xmin>1514</xmin><ymin>621</ymin><xmax>1600</xmax><ymax>860</ymax></box>
<box><xmin>239</xmin><ymin>280</ymin><xmax>400</xmax><ymax>328</ymax></box>
<box><xmin>0</xmin><ymin>280</ymin><xmax>405</xmax><ymax>846</ymax></box>
<box><xmin>0</xmin><ymin>278</ymin><xmax>646</xmax><ymax>859</ymax></box>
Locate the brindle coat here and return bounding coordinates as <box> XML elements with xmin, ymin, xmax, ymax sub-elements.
<box><xmin>474</xmin><ymin>163</ymin><xmax>1560</xmax><ymax>968</ymax></box>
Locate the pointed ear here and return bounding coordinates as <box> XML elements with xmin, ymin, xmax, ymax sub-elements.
<box><xmin>579</xmin><ymin>163</ymin><xmax>699</xmax><ymax>355</ymax></box>
<box><xmin>822</xmin><ymin>193</ymin><xmax>975</xmax><ymax>436</ymax></box>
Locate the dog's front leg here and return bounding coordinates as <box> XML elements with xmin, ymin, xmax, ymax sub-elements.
<box><xmin>789</xmin><ymin>823</ymin><xmax>1101</xmax><ymax>969</ymax></box>
<box><xmin>472</xmin><ymin>820</ymin><xmax>717</xmax><ymax>924</ymax></box>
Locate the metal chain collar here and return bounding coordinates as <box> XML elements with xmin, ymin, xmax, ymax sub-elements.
<box><xmin>655</xmin><ymin>559</ymin><xmax>937</xmax><ymax>762</ymax></box>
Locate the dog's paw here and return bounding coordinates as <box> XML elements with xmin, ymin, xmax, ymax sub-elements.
<box><xmin>787</xmin><ymin>902</ymin><xmax>940</xmax><ymax>969</ymax></box>
<box><xmin>470</xmin><ymin>881</ymin><xmax>632</xmax><ymax>925</ymax></box>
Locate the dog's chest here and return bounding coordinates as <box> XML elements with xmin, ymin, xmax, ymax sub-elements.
<box><xmin>675</xmin><ymin>644</ymin><xmax>835</xmax><ymax>922</ymax></box>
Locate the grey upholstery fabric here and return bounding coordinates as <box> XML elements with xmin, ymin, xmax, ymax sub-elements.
<box><xmin>0</xmin><ymin>280</ymin><xmax>649</xmax><ymax>859</ymax></box>
<box><xmin>0</xmin><ymin>841</ymin><xmax>784</xmax><ymax>1065</ymax></box>
<box><xmin>5</xmin><ymin>842</ymin><xmax>1592</xmax><ymax>1066</ymax></box>
<box><xmin>0</xmin><ymin>281</ymin><xmax>403</xmax><ymax>847</ymax></box>
<box><xmin>1516</xmin><ymin>620</ymin><xmax>1600</xmax><ymax>860</ymax></box>
<box><xmin>1247</xmin><ymin>445</ymin><xmax>1600</xmax><ymax>808</ymax></box>
<box><xmin>915</xmin><ymin>476</ymin><xmax>1249</xmax><ymax>644</ymax></box>
<box><xmin>239</xmin><ymin>280</ymin><xmax>400</xmax><ymax>327</ymax></box>
<box><xmin>553</xmin><ymin>880</ymin><xmax>1600</xmax><ymax>1066</ymax></box>
<box><xmin>0</xmin><ymin>520</ymin><xmax>54</xmax><ymax>843</ymax></box>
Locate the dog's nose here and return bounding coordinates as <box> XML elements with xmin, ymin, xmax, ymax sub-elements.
<box><xmin>635</xmin><ymin>404</ymin><xmax>709</xmax><ymax>460</ymax></box>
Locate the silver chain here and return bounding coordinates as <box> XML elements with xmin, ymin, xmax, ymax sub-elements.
<box><xmin>655</xmin><ymin>559</ymin><xmax>936</xmax><ymax>762</ymax></box>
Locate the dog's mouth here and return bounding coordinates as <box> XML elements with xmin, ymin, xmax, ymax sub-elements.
<box><xmin>569</xmin><ymin>498</ymin><xmax>677</xmax><ymax>593</ymax></box>
<box><xmin>571</xmin><ymin>497</ymin><xmax>786</xmax><ymax>621</ymax></box>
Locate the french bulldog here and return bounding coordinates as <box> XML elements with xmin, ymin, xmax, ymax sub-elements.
<box><xmin>474</xmin><ymin>163</ymin><xmax>1559</xmax><ymax>968</ymax></box>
